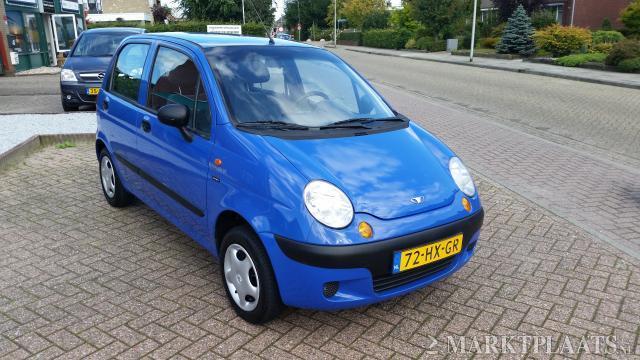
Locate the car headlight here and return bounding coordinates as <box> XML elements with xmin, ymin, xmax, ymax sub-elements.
<box><xmin>449</xmin><ymin>157</ymin><xmax>476</xmax><ymax>197</ymax></box>
<box><xmin>60</xmin><ymin>69</ymin><xmax>78</xmax><ymax>82</ymax></box>
<box><xmin>303</xmin><ymin>180</ymin><xmax>354</xmax><ymax>229</ymax></box>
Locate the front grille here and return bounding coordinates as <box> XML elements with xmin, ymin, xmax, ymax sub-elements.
<box><xmin>78</xmin><ymin>72</ymin><xmax>104</xmax><ymax>82</ymax></box>
<box><xmin>372</xmin><ymin>257</ymin><xmax>455</xmax><ymax>292</ymax></box>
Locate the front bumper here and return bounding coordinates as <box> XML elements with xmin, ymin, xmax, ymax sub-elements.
<box><xmin>263</xmin><ymin>208</ymin><xmax>484</xmax><ymax>310</ymax></box>
<box><xmin>60</xmin><ymin>82</ymin><xmax>101</xmax><ymax>105</ymax></box>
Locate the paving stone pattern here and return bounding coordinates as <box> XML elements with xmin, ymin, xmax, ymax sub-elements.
<box><xmin>0</xmin><ymin>144</ymin><xmax>639</xmax><ymax>358</ymax></box>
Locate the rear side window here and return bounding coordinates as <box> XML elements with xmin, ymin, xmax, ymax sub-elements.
<box><xmin>148</xmin><ymin>47</ymin><xmax>211</xmax><ymax>137</ymax></box>
<box><xmin>110</xmin><ymin>43</ymin><xmax>150</xmax><ymax>102</ymax></box>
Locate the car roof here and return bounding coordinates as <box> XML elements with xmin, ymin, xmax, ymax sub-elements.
<box><xmin>84</xmin><ymin>27</ymin><xmax>146</xmax><ymax>34</ymax></box>
<box><xmin>127</xmin><ymin>32</ymin><xmax>314</xmax><ymax>49</ymax></box>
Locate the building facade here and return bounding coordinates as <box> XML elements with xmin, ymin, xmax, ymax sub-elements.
<box><xmin>481</xmin><ymin>0</ymin><xmax>632</xmax><ymax>29</ymax></box>
<box><xmin>2</xmin><ymin>0</ymin><xmax>86</xmax><ymax>73</ymax></box>
<box><xmin>85</xmin><ymin>0</ymin><xmax>153</xmax><ymax>24</ymax></box>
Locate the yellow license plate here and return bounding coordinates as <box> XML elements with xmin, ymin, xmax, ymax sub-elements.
<box><xmin>392</xmin><ymin>234</ymin><xmax>463</xmax><ymax>273</ymax></box>
<box><xmin>86</xmin><ymin>87</ymin><xmax>100</xmax><ymax>95</ymax></box>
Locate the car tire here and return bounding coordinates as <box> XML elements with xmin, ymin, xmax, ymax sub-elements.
<box><xmin>99</xmin><ymin>148</ymin><xmax>133</xmax><ymax>207</ymax></box>
<box><xmin>220</xmin><ymin>225</ymin><xmax>283</xmax><ymax>324</ymax></box>
<box><xmin>62</xmin><ymin>101</ymin><xmax>78</xmax><ymax>112</ymax></box>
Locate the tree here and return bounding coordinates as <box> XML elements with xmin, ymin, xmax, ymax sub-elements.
<box><xmin>151</xmin><ymin>4</ymin><xmax>172</xmax><ymax>23</ymax></box>
<box><xmin>403</xmin><ymin>0</ymin><xmax>469</xmax><ymax>39</ymax></box>
<box><xmin>325</xmin><ymin>0</ymin><xmax>346</xmax><ymax>29</ymax></box>
<box><xmin>492</xmin><ymin>0</ymin><xmax>544</xmax><ymax>22</ymax></box>
<box><xmin>341</xmin><ymin>0</ymin><xmax>386</xmax><ymax>29</ymax></box>
<box><xmin>284</xmin><ymin>0</ymin><xmax>331</xmax><ymax>37</ymax></box>
<box><xmin>362</xmin><ymin>10</ymin><xmax>389</xmax><ymax>30</ymax></box>
<box><xmin>178</xmin><ymin>0</ymin><xmax>274</xmax><ymax>24</ymax></box>
<box><xmin>496</xmin><ymin>4</ymin><xmax>535</xmax><ymax>56</ymax></box>
<box><xmin>621</xmin><ymin>0</ymin><xmax>640</xmax><ymax>34</ymax></box>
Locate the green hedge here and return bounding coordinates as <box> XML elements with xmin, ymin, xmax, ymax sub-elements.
<box><xmin>415</xmin><ymin>37</ymin><xmax>446</xmax><ymax>52</ymax></box>
<box><xmin>362</xmin><ymin>29</ymin><xmax>411</xmax><ymax>49</ymax></box>
<box><xmin>88</xmin><ymin>20</ymin><xmax>266</xmax><ymax>37</ymax></box>
<box><xmin>555</xmin><ymin>52</ymin><xmax>607</xmax><ymax>67</ymax></box>
<box><xmin>618</xmin><ymin>57</ymin><xmax>640</xmax><ymax>72</ymax></box>
<box><xmin>338</xmin><ymin>31</ymin><xmax>362</xmax><ymax>45</ymax></box>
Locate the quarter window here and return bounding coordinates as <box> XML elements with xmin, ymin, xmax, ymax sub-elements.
<box><xmin>110</xmin><ymin>43</ymin><xmax>149</xmax><ymax>102</ymax></box>
<box><xmin>149</xmin><ymin>47</ymin><xmax>212</xmax><ymax>137</ymax></box>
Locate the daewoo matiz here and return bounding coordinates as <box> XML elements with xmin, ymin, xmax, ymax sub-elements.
<box><xmin>96</xmin><ymin>33</ymin><xmax>484</xmax><ymax>323</ymax></box>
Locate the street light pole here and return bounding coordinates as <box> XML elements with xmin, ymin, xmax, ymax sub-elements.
<box><xmin>570</xmin><ymin>0</ymin><xmax>576</xmax><ymax>26</ymax></box>
<box><xmin>333</xmin><ymin>0</ymin><xmax>337</xmax><ymax>46</ymax></box>
<box><xmin>469</xmin><ymin>0</ymin><xmax>478</xmax><ymax>62</ymax></box>
<box><xmin>242</xmin><ymin>0</ymin><xmax>245</xmax><ymax>24</ymax></box>
<box><xmin>297</xmin><ymin>0</ymin><xmax>301</xmax><ymax>41</ymax></box>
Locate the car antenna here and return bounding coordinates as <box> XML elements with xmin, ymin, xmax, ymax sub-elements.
<box><xmin>245</xmin><ymin>0</ymin><xmax>275</xmax><ymax>44</ymax></box>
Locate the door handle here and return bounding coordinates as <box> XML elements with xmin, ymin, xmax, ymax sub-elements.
<box><xmin>102</xmin><ymin>99</ymin><xmax>109</xmax><ymax>110</ymax></box>
<box><xmin>141</xmin><ymin>119</ymin><xmax>151</xmax><ymax>133</ymax></box>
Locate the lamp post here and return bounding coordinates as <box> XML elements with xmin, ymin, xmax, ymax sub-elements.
<box><xmin>333</xmin><ymin>0</ymin><xmax>337</xmax><ymax>46</ymax></box>
<box><xmin>469</xmin><ymin>0</ymin><xmax>478</xmax><ymax>62</ymax></box>
<box><xmin>242</xmin><ymin>0</ymin><xmax>246</xmax><ymax>24</ymax></box>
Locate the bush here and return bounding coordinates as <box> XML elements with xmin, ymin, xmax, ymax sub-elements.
<box><xmin>592</xmin><ymin>30</ymin><xmax>625</xmax><ymax>44</ymax></box>
<box><xmin>618</xmin><ymin>57</ymin><xmax>640</xmax><ymax>72</ymax></box>
<box><xmin>530</xmin><ymin>9</ymin><xmax>557</xmax><ymax>30</ymax></box>
<box><xmin>479</xmin><ymin>37</ymin><xmax>499</xmax><ymax>48</ymax></box>
<box><xmin>415</xmin><ymin>37</ymin><xmax>446</xmax><ymax>52</ymax></box>
<box><xmin>87</xmin><ymin>21</ymin><xmax>143</xmax><ymax>29</ymax></box>
<box><xmin>621</xmin><ymin>0</ymin><xmax>640</xmax><ymax>35</ymax></box>
<box><xmin>88</xmin><ymin>20</ymin><xmax>267</xmax><ymax>37</ymax></box>
<box><xmin>605</xmin><ymin>39</ymin><xmax>640</xmax><ymax>65</ymax></box>
<box><xmin>405</xmin><ymin>38</ymin><xmax>417</xmax><ymax>49</ymax></box>
<box><xmin>533</xmin><ymin>24</ymin><xmax>592</xmax><ymax>57</ymax></box>
<box><xmin>491</xmin><ymin>23</ymin><xmax>507</xmax><ymax>38</ymax></box>
<box><xmin>601</xmin><ymin>18</ymin><xmax>613</xmax><ymax>31</ymax></box>
<box><xmin>591</xmin><ymin>43</ymin><xmax>614</xmax><ymax>54</ymax></box>
<box><xmin>362</xmin><ymin>28</ymin><xmax>411</xmax><ymax>49</ymax></box>
<box><xmin>362</xmin><ymin>11</ymin><xmax>390</xmax><ymax>30</ymax></box>
<box><xmin>338</xmin><ymin>31</ymin><xmax>362</xmax><ymax>45</ymax></box>
<box><xmin>555</xmin><ymin>53</ymin><xmax>607</xmax><ymax>67</ymax></box>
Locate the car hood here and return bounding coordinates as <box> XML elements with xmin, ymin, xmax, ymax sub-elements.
<box><xmin>264</xmin><ymin>126</ymin><xmax>458</xmax><ymax>220</ymax></box>
<box><xmin>63</xmin><ymin>56</ymin><xmax>111</xmax><ymax>73</ymax></box>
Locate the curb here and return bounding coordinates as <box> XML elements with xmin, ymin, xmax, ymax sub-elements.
<box><xmin>0</xmin><ymin>133</ymin><xmax>94</xmax><ymax>172</ymax></box>
<box><xmin>344</xmin><ymin>48</ymin><xmax>640</xmax><ymax>90</ymax></box>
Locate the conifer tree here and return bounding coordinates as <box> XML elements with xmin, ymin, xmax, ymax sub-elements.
<box><xmin>496</xmin><ymin>4</ymin><xmax>536</xmax><ymax>56</ymax></box>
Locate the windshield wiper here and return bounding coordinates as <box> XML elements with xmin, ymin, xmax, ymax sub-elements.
<box><xmin>236</xmin><ymin>121</ymin><xmax>310</xmax><ymax>131</ymax></box>
<box><xmin>320</xmin><ymin>116</ymin><xmax>406</xmax><ymax>129</ymax></box>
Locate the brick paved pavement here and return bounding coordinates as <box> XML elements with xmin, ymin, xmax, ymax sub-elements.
<box><xmin>1</xmin><ymin>144</ymin><xmax>639</xmax><ymax>358</ymax></box>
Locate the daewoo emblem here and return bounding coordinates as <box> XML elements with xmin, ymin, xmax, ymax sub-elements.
<box><xmin>97</xmin><ymin>72</ymin><xmax>105</xmax><ymax>79</ymax></box>
<box><xmin>410</xmin><ymin>196</ymin><xmax>425</xmax><ymax>204</ymax></box>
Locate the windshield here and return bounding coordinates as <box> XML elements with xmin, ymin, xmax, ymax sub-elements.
<box><xmin>71</xmin><ymin>32</ymin><xmax>135</xmax><ymax>57</ymax></box>
<box><xmin>206</xmin><ymin>46</ymin><xmax>394</xmax><ymax>127</ymax></box>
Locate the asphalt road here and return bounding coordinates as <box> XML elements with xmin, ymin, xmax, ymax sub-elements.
<box><xmin>332</xmin><ymin>48</ymin><xmax>640</xmax><ymax>163</ymax></box>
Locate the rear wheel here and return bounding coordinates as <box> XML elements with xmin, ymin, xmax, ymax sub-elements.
<box><xmin>99</xmin><ymin>148</ymin><xmax>133</xmax><ymax>207</ymax></box>
<box><xmin>220</xmin><ymin>226</ymin><xmax>283</xmax><ymax>323</ymax></box>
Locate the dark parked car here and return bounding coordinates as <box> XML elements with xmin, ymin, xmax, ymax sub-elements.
<box><xmin>60</xmin><ymin>27</ymin><xmax>145</xmax><ymax>111</ymax></box>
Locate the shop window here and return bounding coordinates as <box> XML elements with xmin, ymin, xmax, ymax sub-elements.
<box><xmin>24</xmin><ymin>14</ymin><xmax>41</xmax><ymax>53</ymax></box>
<box><xmin>6</xmin><ymin>11</ymin><xmax>25</xmax><ymax>53</ymax></box>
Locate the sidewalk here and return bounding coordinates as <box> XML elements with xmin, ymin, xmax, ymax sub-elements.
<box><xmin>341</xmin><ymin>45</ymin><xmax>640</xmax><ymax>89</ymax></box>
<box><xmin>0</xmin><ymin>112</ymin><xmax>96</xmax><ymax>155</ymax></box>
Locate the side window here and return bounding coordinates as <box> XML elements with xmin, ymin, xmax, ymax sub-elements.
<box><xmin>149</xmin><ymin>47</ymin><xmax>212</xmax><ymax>137</ymax></box>
<box><xmin>110</xmin><ymin>43</ymin><xmax>150</xmax><ymax>102</ymax></box>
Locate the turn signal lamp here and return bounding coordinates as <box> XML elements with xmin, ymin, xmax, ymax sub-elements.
<box><xmin>462</xmin><ymin>197</ymin><xmax>471</xmax><ymax>212</ymax></box>
<box><xmin>358</xmin><ymin>222</ymin><xmax>373</xmax><ymax>239</ymax></box>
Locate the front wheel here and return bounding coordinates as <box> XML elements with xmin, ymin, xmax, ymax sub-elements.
<box><xmin>220</xmin><ymin>226</ymin><xmax>283</xmax><ymax>323</ymax></box>
<box><xmin>99</xmin><ymin>148</ymin><xmax>133</xmax><ymax>207</ymax></box>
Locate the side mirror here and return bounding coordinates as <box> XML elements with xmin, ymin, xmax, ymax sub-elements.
<box><xmin>63</xmin><ymin>52</ymin><xmax>69</xmax><ymax>58</ymax></box>
<box><xmin>158</xmin><ymin>104</ymin><xmax>192</xmax><ymax>142</ymax></box>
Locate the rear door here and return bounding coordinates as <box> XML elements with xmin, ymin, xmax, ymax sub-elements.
<box><xmin>134</xmin><ymin>43</ymin><xmax>214</xmax><ymax>241</ymax></box>
<box><xmin>98</xmin><ymin>42</ymin><xmax>151</xmax><ymax>186</ymax></box>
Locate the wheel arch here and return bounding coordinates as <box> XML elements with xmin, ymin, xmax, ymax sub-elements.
<box><xmin>214</xmin><ymin>210</ymin><xmax>253</xmax><ymax>255</ymax></box>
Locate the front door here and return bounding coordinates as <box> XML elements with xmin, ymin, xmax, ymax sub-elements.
<box><xmin>135</xmin><ymin>44</ymin><xmax>213</xmax><ymax>242</ymax></box>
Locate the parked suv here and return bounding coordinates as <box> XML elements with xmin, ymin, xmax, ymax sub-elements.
<box><xmin>96</xmin><ymin>33</ymin><xmax>483</xmax><ymax>323</ymax></box>
<box><xmin>60</xmin><ymin>27</ymin><xmax>144</xmax><ymax>111</ymax></box>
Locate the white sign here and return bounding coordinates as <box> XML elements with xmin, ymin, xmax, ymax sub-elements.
<box><xmin>207</xmin><ymin>25</ymin><xmax>242</xmax><ymax>35</ymax></box>
<box><xmin>61</xmin><ymin>0</ymin><xmax>79</xmax><ymax>12</ymax></box>
<box><xmin>10</xmin><ymin>52</ymin><xmax>19</xmax><ymax>65</ymax></box>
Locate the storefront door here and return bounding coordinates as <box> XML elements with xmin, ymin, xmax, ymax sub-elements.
<box><xmin>52</xmin><ymin>14</ymin><xmax>77</xmax><ymax>53</ymax></box>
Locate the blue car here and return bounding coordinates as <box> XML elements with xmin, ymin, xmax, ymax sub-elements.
<box><xmin>96</xmin><ymin>33</ymin><xmax>483</xmax><ymax>323</ymax></box>
<box><xmin>60</xmin><ymin>27</ymin><xmax>145</xmax><ymax>111</ymax></box>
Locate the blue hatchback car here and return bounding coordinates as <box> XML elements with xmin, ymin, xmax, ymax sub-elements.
<box><xmin>96</xmin><ymin>33</ymin><xmax>484</xmax><ymax>323</ymax></box>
